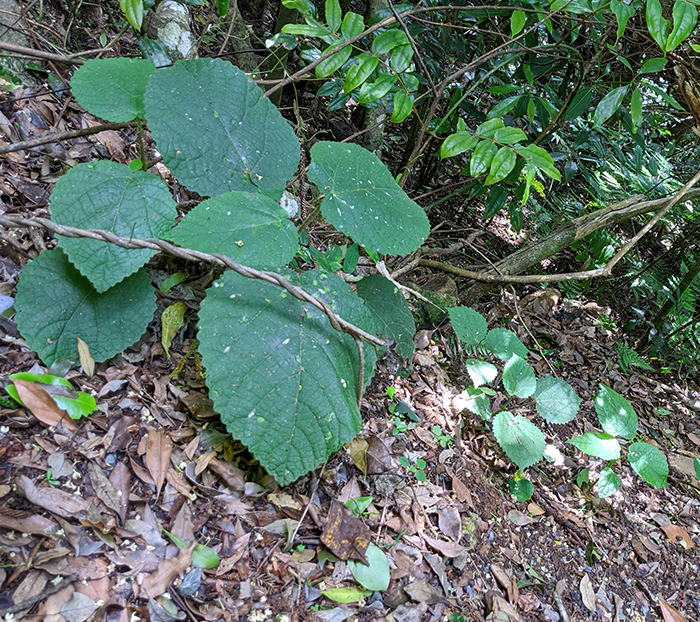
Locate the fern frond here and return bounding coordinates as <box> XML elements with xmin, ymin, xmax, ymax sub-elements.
<box><xmin>617</xmin><ymin>343</ymin><xmax>654</xmax><ymax>374</ymax></box>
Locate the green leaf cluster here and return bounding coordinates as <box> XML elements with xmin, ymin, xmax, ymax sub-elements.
<box><xmin>15</xmin><ymin>57</ymin><xmax>426</xmax><ymax>486</ymax></box>
<box><xmin>449</xmin><ymin>306</ymin><xmax>581</xmax><ymax>473</ymax></box>
<box><xmin>568</xmin><ymin>384</ymin><xmax>669</xmax><ymax>496</ymax></box>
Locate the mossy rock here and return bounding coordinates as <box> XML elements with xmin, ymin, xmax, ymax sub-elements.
<box><xmin>404</xmin><ymin>274</ymin><xmax>459</xmax><ymax>329</ymax></box>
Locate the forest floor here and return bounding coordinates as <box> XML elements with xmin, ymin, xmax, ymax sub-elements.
<box><xmin>1</xmin><ymin>3</ymin><xmax>700</xmax><ymax>622</ymax></box>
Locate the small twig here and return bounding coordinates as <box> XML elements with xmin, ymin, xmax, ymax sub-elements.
<box><xmin>0</xmin><ymin>122</ymin><xmax>136</xmax><ymax>155</ymax></box>
<box><xmin>286</xmin><ymin>465</ymin><xmax>324</xmax><ymax>550</ymax></box>
<box><xmin>0</xmin><ymin>575</ymin><xmax>76</xmax><ymax>615</ymax></box>
<box><xmin>0</xmin><ymin>40</ymin><xmax>87</xmax><ymax>64</ymax></box>
<box><xmin>509</xmin><ymin>285</ymin><xmax>558</xmax><ymax>376</ymax></box>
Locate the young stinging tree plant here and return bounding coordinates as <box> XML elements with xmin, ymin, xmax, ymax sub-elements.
<box><xmin>449</xmin><ymin>306</ymin><xmax>669</xmax><ymax>500</ymax></box>
<box><xmin>14</xmin><ymin>56</ymin><xmax>429</xmax><ymax>486</ymax></box>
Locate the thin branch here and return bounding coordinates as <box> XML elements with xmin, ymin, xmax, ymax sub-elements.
<box><xmin>0</xmin><ymin>122</ymin><xmax>136</xmax><ymax>155</ymax></box>
<box><xmin>417</xmin><ymin>170</ymin><xmax>700</xmax><ymax>283</ymax></box>
<box><xmin>0</xmin><ymin>214</ymin><xmax>385</xmax><ymax>349</ymax></box>
<box><xmin>0</xmin><ymin>41</ymin><xmax>88</xmax><ymax>64</ymax></box>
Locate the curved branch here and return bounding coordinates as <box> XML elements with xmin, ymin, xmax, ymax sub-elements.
<box><xmin>0</xmin><ymin>122</ymin><xmax>136</xmax><ymax>155</ymax></box>
<box><xmin>0</xmin><ymin>214</ymin><xmax>385</xmax><ymax>349</ymax></box>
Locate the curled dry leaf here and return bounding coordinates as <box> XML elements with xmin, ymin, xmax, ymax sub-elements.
<box><xmin>579</xmin><ymin>574</ymin><xmax>596</xmax><ymax>612</ymax></box>
<box><xmin>421</xmin><ymin>533</ymin><xmax>466</xmax><ymax>558</ymax></box>
<box><xmin>321</xmin><ymin>500</ymin><xmax>372</xmax><ymax>562</ymax></box>
<box><xmin>139</xmin><ymin>542</ymin><xmax>195</xmax><ymax>599</ymax></box>
<box><xmin>76</xmin><ymin>337</ymin><xmax>95</xmax><ymax>377</ymax></box>
<box><xmin>12</xmin><ymin>379</ymin><xmax>78</xmax><ymax>431</ymax></box>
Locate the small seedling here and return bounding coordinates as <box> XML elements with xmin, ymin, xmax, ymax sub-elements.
<box><xmin>431</xmin><ymin>425</ymin><xmax>452</xmax><ymax>448</ymax></box>
<box><xmin>345</xmin><ymin>496</ymin><xmax>375</xmax><ymax>517</ymax></box>
<box><xmin>398</xmin><ymin>456</ymin><xmax>427</xmax><ymax>481</ymax></box>
<box><xmin>44</xmin><ymin>468</ymin><xmax>59</xmax><ymax>486</ymax></box>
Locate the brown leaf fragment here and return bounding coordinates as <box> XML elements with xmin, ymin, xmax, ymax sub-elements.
<box><xmin>87</xmin><ymin>462</ymin><xmax>121</xmax><ymax>516</ymax></box>
<box><xmin>145</xmin><ymin>429</ymin><xmax>171</xmax><ymax>498</ymax></box>
<box><xmin>12</xmin><ymin>379</ymin><xmax>78</xmax><ymax>431</ymax></box>
<box><xmin>208</xmin><ymin>457</ymin><xmax>246</xmax><ymax>493</ymax></box>
<box><xmin>365</xmin><ymin>436</ymin><xmax>393</xmax><ymax>474</ymax></box>
<box><xmin>660</xmin><ymin>524</ymin><xmax>695</xmax><ymax>549</ymax></box>
<box><xmin>659</xmin><ymin>598</ymin><xmax>689</xmax><ymax>622</ymax></box>
<box><xmin>129</xmin><ymin>454</ymin><xmax>156</xmax><ymax>487</ymax></box>
<box><xmin>579</xmin><ymin>574</ymin><xmax>596</xmax><ymax>612</ymax></box>
<box><xmin>403</xmin><ymin>578</ymin><xmax>447</xmax><ymax>604</ymax></box>
<box><xmin>16</xmin><ymin>475</ymin><xmax>89</xmax><ymax>519</ymax></box>
<box><xmin>437</xmin><ymin>507</ymin><xmax>461</xmax><ymax>541</ymax></box>
<box><xmin>344</xmin><ymin>437</ymin><xmax>369</xmax><ymax>475</ymax></box>
<box><xmin>507</xmin><ymin>509</ymin><xmax>537</xmax><ymax>526</ymax></box>
<box><xmin>0</xmin><ymin>506</ymin><xmax>59</xmax><ymax>536</ymax></box>
<box><xmin>445</xmin><ymin>466</ymin><xmax>472</xmax><ymax>506</ymax></box>
<box><xmin>139</xmin><ymin>542</ymin><xmax>195</xmax><ymax>599</ymax></box>
<box><xmin>76</xmin><ymin>337</ymin><xmax>95</xmax><ymax>377</ymax></box>
<box><xmin>60</xmin><ymin>591</ymin><xmax>97</xmax><ymax>622</ymax></box>
<box><xmin>421</xmin><ymin>533</ymin><xmax>466</xmax><ymax>558</ymax></box>
<box><xmin>491</xmin><ymin>564</ymin><xmax>519</xmax><ymax>604</ymax></box>
<box><xmin>320</xmin><ymin>500</ymin><xmax>372</xmax><ymax>562</ymax></box>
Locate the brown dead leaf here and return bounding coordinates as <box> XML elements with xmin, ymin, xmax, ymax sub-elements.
<box><xmin>87</xmin><ymin>462</ymin><xmax>121</xmax><ymax>516</ymax></box>
<box><xmin>0</xmin><ymin>506</ymin><xmax>59</xmax><ymax>536</ymax></box>
<box><xmin>659</xmin><ymin>599</ymin><xmax>689</xmax><ymax>622</ymax></box>
<box><xmin>108</xmin><ymin>461</ymin><xmax>130</xmax><ymax>525</ymax></box>
<box><xmin>320</xmin><ymin>500</ymin><xmax>372</xmax><ymax>562</ymax></box>
<box><xmin>491</xmin><ymin>564</ymin><xmax>519</xmax><ymax>604</ymax></box>
<box><xmin>660</xmin><ymin>524</ymin><xmax>695</xmax><ymax>549</ymax></box>
<box><xmin>437</xmin><ymin>506</ymin><xmax>461</xmax><ymax>541</ymax></box>
<box><xmin>365</xmin><ymin>436</ymin><xmax>393</xmax><ymax>474</ymax></box>
<box><xmin>76</xmin><ymin>338</ymin><xmax>95</xmax><ymax>377</ymax></box>
<box><xmin>208</xmin><ymin>457</ymin><xmax>245</xmax><ymax>493</ymax></box>
<box><xmin>507</xmin><ymin>509</ymin><xmax>538</xmax><ymax>526</ymax></box>
<box><xmin>422</xmin><ymin>533</ymin><xmax>466</xmax><ymax>558</ymax></box>
<box><xmin>139</xmin><ymin>542</ymin><xmax>195</xmax><ymax>599</ymax></box>
<box><xmin>403</xmin><ymin>578</ymin><xmax>447</xmax><ymax>604</ymax></box>
<box><xmin>344</xmin><ymin>437</ymin><xmax>369</xmax><ymax>475</ymax></box>
<box><xmin>12</xmin><ymin>379</ymin><xmax>78</xmax><ymax>432</ymax></box>
<box><xmin>145</xmin><ymin>429</ymin><xmax>171</xmax><ymax>498</ymax></box>
<box><xmin>16</xmin><ymin>475</ymin><xmax>89</xmax><ymax>519</ymax></box>
<box><xmin>527</xmin><ymin>503</ymin><xmax>545</xmax><ymax>516</ymax></box>
<box><xmin>579</xmin><ymin>574</ymin><xmax>596</xmax><ymax>612</ymax></box>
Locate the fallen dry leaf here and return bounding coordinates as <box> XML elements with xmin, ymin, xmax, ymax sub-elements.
<box><xmin>76</xmin><ymin>337</ymin><xmax>95</xmax><ymax>377</ymax></box>
<box><xmin>660</xmin><ymin>524</ymin><xmax>695</xmax><ymax>549</ymax></box>
<box><xmin>659</xmin><ymin>598</ymin><xmax>689</xmax><ymax>622</ymax></box>
<box><xmin>344</xmin><ymin>437</ymin><xmax>369</xmax><ymax>475</ymax></box>
<box><xmin>16</xmin><ymin>475</ymin><xmax>89</xmax><ymax>519</ymax></box>
<box><xmin>108</xmin><ymin>461</ymin><xmax>130</xmax><ymax>525</ymax></box>
<box><xmin>145</xmin><ymin>429</ymin><xmax>171</xmax><ymax>499</ymax></box>
<box><xmin>580</xmin><ymin>574</ymin><xmax>596</xmax><ymax>612</ymax></box>
<box><xmin>12</xmin><ymin>379</ymin><xmax>77</xmax><ymax>431</ymax></box>
<box><xmin>87</xmin><ymin>462</ymin><xmax>121</xmax><ymax>516</ymax></box>
<box><xmin>139</xmin><ymin>543</ymin><xmax>195</xmax><ymax>599</ymax></box>
<box><xmin>0</xmin><ymin>506</ymin><xmax>59</xmax><ymax>536</ymax></box>
<box><xmin>421</xmin><ymin>533</ymin><xmax>466</xmax><ymax>558</ymax></box>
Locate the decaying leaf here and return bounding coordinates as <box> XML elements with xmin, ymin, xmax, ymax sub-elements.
<box><xmin>344</xmin><ymin>437</ymin><xmax>369</xmax><ymax>475</ymax></box>
<box><xmin>77</xmin><ymin>337</ymin><xmax>95</xmax><ymax>377</ymax></box>
<box><xmin>659</xmin><ymin>598</ymin><xmax>689</xmax><ymax>622</ymax></box>
<box><xmin>161</xmin><ymin>302</ymin><xmax>186</xmax><ymax>358</ymax></box>
<box><xmin>16</xmin><ymin>475</ymin><xmax>89</xmax><ymax>519</ymax></box>
<box><xmin>422</xmin><ymin>533</ymin><xmax>466</xmax><ymax>558</ymax></box>
<box><xmin>140</xmin><ymin>542</ymin><xmax>195</xmax><ymax>599</ymax></box>
<box><xmin>580</xmin><ymin>574</ymin><xmax>596</xmax><ymax>612</ymax></box>
<box><xmin>321</xmin><ymin>500</ymin><xmax>372</xmax><ymax>562</ymax></box>
<box><xmin>660</xmin><ymin>524</ymin><xmax>695</xmax><ymax>549</ymax></box>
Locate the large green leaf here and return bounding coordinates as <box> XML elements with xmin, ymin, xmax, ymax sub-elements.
<box><xmin>492</xmin><ymin>411</ymin><xmax>545</xmax><ymax>470</ymax></box>
<box><xmin>144</xmin><ymin>58</ymin><xmax>300</xmax><ymax>196</ymax></box>
<box><xmin>533</xmin><ymin>376</ymin><xmax>581</xmax><ymax>423</ymax></box>
<box><xmin>597</xmin><ymin>467</ymin><xmax>621</xmax><ymax>497</ymax></box>
<box><xmin>610</xmin><ymin>0</ymin><xmax>637</xmax><ymax>41</ymax></box>
<box><xmin>484</xmin><ymin>328</ymin><xmax>529</xmax><ymax>360</ymax></box>
<box><xmin>470</xmin><ymin>140</ymin><xmax>498</xmax><ymax>176</ymax></box>
<box><xmin>593</xmin><ymin>86</ymin><xmax>628</xmax><ymax>127</ymax></box>
<box><xmin>628</xmin><ymin>442</ymin><xmax>668</xmax><ymax>488</ymax></box>
<box><xmin>449</xmin><ymin>306</ymin><xmax>488</xmax><ymax>346</ymax></box>
<box><xmin>594</xmin><ymin>384</ymin><xmax>638</xmax><ymax>439</ymax></box>
<box><xmin>308</xmin><ymin>141</ymin><xmax>430</xmax><ymax>254</ymax></box>
<box><xmin>485</xmin><ymin>146</ymin><xmax>516</xmax><ymax>185</ymax></box>
<box><xmin>348</xmin><ymin>543</ymin><xmax>390</xmax><ymax>591</ymax></box>
<box><xmin>50</xmin><ymin>161</ymin><xmax>176</xmax><ymax>293</ymax></box>
<box><xmin>646</xmin><ymin>0</ymin><xmax>670</xmax><ymax>51</ymax></box>
<box><xmin>356</xmin><ymin>275</ymin><xmax>415</xmax><ymax>360</ymax></box>
<box><xmin>15</xmin><ymin>249</ymin><xmax>155</xmax><ymax>366</ymax></box>
<box><xmin>440</xmin><ymin>132</ymin><xmax>478</xmax><ymax>159</ymax></box>
<box><xmin>464</xmin><ymin>360</ymin><xmax>498</xmax><ymax>387</ymax></box>
<box><xmin>198</xmin><ymin>269</ymin><xmax>377</xmax><ymax>485</ymax></box>
<box><xmin>167</xmin><ymin>191</ymin><xmax>298</xmax><ymax>270</ymax></box>
<box><xmin>502</xmin><ymin>354</ymin><xmax>536</xmax><ymax>398</ymax></box>
<box><xmin>70</xmin><ymin>57</ymin><xmax>155</xmax><ymax>122</ymax></box>
<box><xmin>344</xmin><ymin>54</ymin><xmax>379</xmax><ymax>93</ymax></box>
<box><xmin>666</xmin><ymin>0</ymin><xmax>697</xmax><ymax>51</ymax></box>
<box><xmin>316</xmin><ymin>43</ymin><xmax>353</xmax><ymax>78</ymax></box>
<box><xmin>567</xmin><ymin>433</ymin><xmax>621</xmax><ymax>460</ymax></box>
